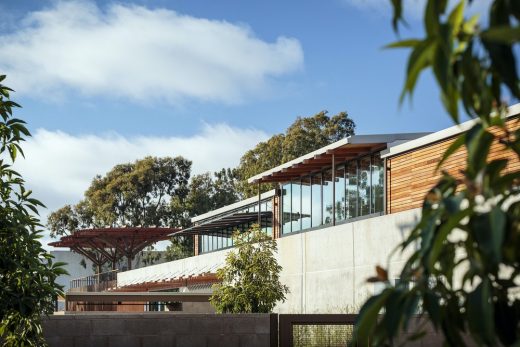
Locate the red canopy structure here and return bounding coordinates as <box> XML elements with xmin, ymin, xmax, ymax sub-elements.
<box><xmin>48</xmin><ymin>227</ymin><xmax>181</xmax><ymax>273</ymax></box>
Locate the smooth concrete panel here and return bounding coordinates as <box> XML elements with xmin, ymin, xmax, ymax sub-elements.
<box><xmin>303</xmin><ymin>222</ymin><xmax>354</xmax><ymax>272</ymax></box>
<box><xmin>303</xmin><ymin>269</ymin><xmax>355</xmax><ymax>313</ymax></box>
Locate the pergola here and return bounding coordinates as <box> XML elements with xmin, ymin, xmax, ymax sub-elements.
<box><xmin>48</xmin><ymin>227</ymin><xmax>180</xmax><ymax>273</ymax></box>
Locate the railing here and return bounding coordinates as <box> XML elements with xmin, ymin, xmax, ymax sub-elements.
<box><xmin>69</xmin><ymin>269</ymin><xmax>118</xmax><ymax>292</ymax></box>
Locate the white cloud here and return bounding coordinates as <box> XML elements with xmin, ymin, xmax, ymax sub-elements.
<box><xmin>0</xmin><ymin>1</ymin><xmax>303</xmax><ymax>104</ymax></box>
<box><xmin>14</xmin><ymin>124</ymin><xmax>268</xmax><ymax>217</ymax></box>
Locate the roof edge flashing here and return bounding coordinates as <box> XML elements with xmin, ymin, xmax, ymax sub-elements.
<box><xmin>381</xmin><ymin>103</ymin><xmax>520</xmax><ymax>159</ymax></box>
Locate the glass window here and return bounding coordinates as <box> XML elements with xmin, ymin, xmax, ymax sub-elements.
<box><xmin>322</xmin><ymin>169</ymin><xmax>333</xmax><ymax>225</ymax></box>
<box><xmin>264</xmin><ymin>200</ymin><xmax>273</xmax><ymax>236</ymax></box>
<box><xmin>372</xmin><ymin>154</ymin><xmax>384</xmax><ymax>213</ymax></box>
<box><xmin>217</xmin><ymin>233</ymin><xmax>223</xmax><ymax>249</ymax></box>
<box><xmin>291</xmin><ymin>181</ymin><xmax>301</xmax><ymax>233</ymax></box>
<box><xmin>346</xmin><ymin>161</ymin><xmax>358</xmax><ymax>219</ymax></box>
<box><xmin>282</xmin><ymin>183</ymin><xmax>291</xmax><ymax>234</ymax></box>
<box><xmin>359</xmin><ymin>156</ymin><xmax>371</xmax><ymax>216</ymax></box>
<box><xmin>311</xmin><ymin>174</ymin><xmax>322</xmax><ymax>227</ymax></box>
<box><xmin>204</xmin><ymin>235</ymin><xmax>209</xmax><ymax>253</ymax></box>
<box><xmin>301</xmin><ymin>177</ymin><xmax>311</xmax><ymax>230</ymax></box>
<box><xmin>335</xmin><ymin>165</ymin><xmax>346</xmax><ymax>222</ymax></box>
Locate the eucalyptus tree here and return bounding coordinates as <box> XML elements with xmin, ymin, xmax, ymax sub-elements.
<box><xmin>237</xmin><ymin>110</ymin><xmax>356</xmax><ymax>197</ymax></box>
<box><xmin>355</xmin><ymin>1</ymin><xmax>520</xmax><ymax>346</ymax></box>
<box><xmin>48</xmin><ymin>156</ymin><xmax>192</xmax><ymax>267</ymax></box>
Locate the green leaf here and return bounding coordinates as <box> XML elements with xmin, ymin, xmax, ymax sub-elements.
<box><xmin>448</xmin><ymin>1</ymin><xmax>465</xmax><ymax>36</ymax></box>
<box><xmin>481</xmin><ymin>26</ymin><xmax>520</xmax><ymax>44</ymax></box>
<box><xmin>427</xmin><ymin>209</ymin><xmax>471</xmax><ymax>270</ymax></box>
<box><xmin>467</xmin><ymin>278</ymin><xmax>495</xmax><ymax>345</ymax></box>
<box><xmin>400</xmin><ymin>39</ymin><xmax>437</xmax><ymax>104</ymax></box>
<box><xmin>354</xmin><ymin>289</ymin><xmax>392</xmax><ymax>344</ymax></box>
<box><xmin>465</xmin><ymin>124</ymin><xmax>494</xmax><ymax>177</ymax></box>
<box><xmin>384</xmin><ymin>39</ymin><xmax>421</xmax><ymax>49</ymax></box>
<box><xmin>437</xmin><ymin>134</ymin><xmax>465</xmax><ymax>170</ymax></box>
<box><xmin>390</xmin><ymin>0</ymin><xmax>404</xmax><ymax>32</ymax></box>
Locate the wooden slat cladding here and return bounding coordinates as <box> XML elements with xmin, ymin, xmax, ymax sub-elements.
<box><xmin>387</xmin><ymin>117</ymin><xmax>520</xmax><ymax>214</ymax></box>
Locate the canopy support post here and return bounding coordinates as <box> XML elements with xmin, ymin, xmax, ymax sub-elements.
<box><xmin>332</xmin><ymin>153</ymin><xmax>336</xmax><ymax>226</ymax></box>
<box><xmin>257</xmin><ymin>181</ymin><xmax>261</xmax><ymax>226</ymax></box>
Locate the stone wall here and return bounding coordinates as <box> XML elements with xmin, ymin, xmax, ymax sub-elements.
<box><xmin>43</xmin><ymin>313</ymin><xmax>274</xmax><ymax>347</ymax></box>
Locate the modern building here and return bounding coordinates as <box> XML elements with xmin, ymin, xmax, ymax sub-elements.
<box><xmin>66</xmin><ymin>104</ymin><xmax>520</xmax><ymax>313</ymax></box>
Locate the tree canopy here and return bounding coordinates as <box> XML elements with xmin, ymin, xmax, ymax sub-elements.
<box><xmin>0</xmin><ymin>75</ymin><xmax>66</xmax><ymax>346</ymax></box>
<box><xmin>236</xmin><ymin>110</ymin><xmax>355</xmax><ymax>197</ymax></box>
<box><xmin>210</xmin><ymin>226</ymin><xmax>289</xmax><ymax>313</ymax></box>
<box><xmin>355</xmin><ymin>1</ymin><xmax>520</xmax><ymax>346</ymax></box>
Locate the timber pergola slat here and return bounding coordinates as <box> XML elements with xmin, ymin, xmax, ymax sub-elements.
<box><xmin>48</xmin><ymin>227</ymin><xmax>180</xmax><ymax>272</ymax></box>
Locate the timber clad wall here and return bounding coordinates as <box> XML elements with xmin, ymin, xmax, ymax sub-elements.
<box><xmin>387</xmin><ymin>117</ymin><xmax>520</xmax><ymax>214</ymax></box>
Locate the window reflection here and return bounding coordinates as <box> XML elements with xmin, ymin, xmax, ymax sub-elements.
<box><xmin>301</xmin><ymin>177</ymin><xmax>311</xmax><ymax>230</ymax></box>
<box><xmin>322</xmin><ymin>169</ymin><xmax>333</xmax><ymax>225</ymax></box>
<box><xmin>311</xmin><ymin>174</ymin><xmax>322</xmax><ymax>227</ymax></box>
<box><xmin>282</xmin><ymin>183</ymin><xmax>291</xmax><ymax>234</ymax></box>
<box><xmin>335</xmin><ymin>165</ymin><xmax>346</xmax><ymax>222</ymax></box>
<box><xmin>291</xmin><ymin>182</ymin><xmax>301</xmax><ymax>232</ymax></box>
<box><xmin>358</xmin><ymin>156</ymin><xmax>371</xmax><ymax>216</ymax></box>
<box><xmin>346</xmin><ymin>161</ymin><xmax>358</xmax><ymax>219</ymax></box>
<box><xmin>372</xmin><ymin>154</ymin><xmax>384</xmax><ymax>213</ymax></box>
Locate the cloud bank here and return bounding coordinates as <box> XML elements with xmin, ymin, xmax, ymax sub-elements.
<box><xmin>0</xmin><ymin>1</ymin><xmax>303</xmax><ymax>103</ymax></box>
<box><xmin>14</xmin><ymin>124</ymin><xmax>268</xmax><ymax>216</ymax></box>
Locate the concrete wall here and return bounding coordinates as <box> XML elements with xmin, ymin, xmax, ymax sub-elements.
<box><xmin>276</xmin><ymin>208</ymin><xmax>420</xmax><ymax>313</ymax></box>
<box><xmin>118</xmin><ymin>209</ymin><xmax>420</xmax><ymax>314</ymax></box>
<box><xmin>43</xmin><ymin>313</ymin><xmax>273</xmax><ymax>347</ymax></box>
<box><xmin>51</xmin><ymin>251</ymin><xmax>95</xmax><ymax>292</ymax></box>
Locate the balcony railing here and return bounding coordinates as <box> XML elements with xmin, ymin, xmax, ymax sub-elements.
<box><xmin>69</xmin><ymin>269</ymin><xmax>118</xmax><ymax>292</ymax></box>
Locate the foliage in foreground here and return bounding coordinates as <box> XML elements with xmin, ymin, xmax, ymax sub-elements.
<box><xmin>355</xmin><ymin>0</ymin><xmax>520</xmax><ymax>345</ymax></box>
<box><xmin>210</xmin><ymin>226</ymin><xmax>289</xmax><ymax>313</ymax></box>
<box><xmin>0</xmin><ymin>76</ymin><xmax>67</xmax><ymax>346</ymax></box>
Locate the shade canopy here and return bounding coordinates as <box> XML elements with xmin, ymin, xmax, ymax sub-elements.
<box><xmin>49</xmin><ymin>227</ymin><xmax>180</xmax><ymax>271</ymax></box>
<box><xmin>181</xmin><ymin>211</ymin><xmax>272</xmax><ymax>235</ymax></box>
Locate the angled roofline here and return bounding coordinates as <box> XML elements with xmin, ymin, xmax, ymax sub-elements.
<box><xmin>247</xmin><ymin>133</ymin><xmax>430</xmax><ymax>184</ymax></box>
<box><xmin>191</xmin><ymin>189</ymin><xmax>276</xmax><ymax>223</ymax></box>
<box><xmin>380</xmin><ymin>103</ymin><xmax>520</xmax><ymax>159</ymax></box>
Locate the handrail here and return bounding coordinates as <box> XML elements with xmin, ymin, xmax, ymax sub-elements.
<box><xmin>69</xmin><ymin>269</ymin><xmax>119</xmax><ymax>292</ymax></box>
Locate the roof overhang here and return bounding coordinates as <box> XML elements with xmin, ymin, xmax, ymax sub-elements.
<box><xmin>181</xmin><ymin>211</ymin><xmax>272</xmax><ymax>235</ymax></box>
<box><xmin>247</xmin><ymin>133</ymin><xmax>430</xmax><ymax>184</ymax></box>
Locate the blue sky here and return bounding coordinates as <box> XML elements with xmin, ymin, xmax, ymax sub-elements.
<box><xmin>0</xmin><ymin>0</ymin><xmax>495</xmax><ymax>242</ymax></box>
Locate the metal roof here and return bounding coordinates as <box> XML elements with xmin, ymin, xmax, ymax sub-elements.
<box><xmin>191</xmin><ymin>189</ymin><xmax>276</xmax><ymax>223</ymax></box>
<box><xmin>247</xmin><ymin>133</ymin><xmax>429</xmax><ymax>184</ymax></box>
<box><xmin>182</xmin><ymin>211</ymin><xmax>272</xmax><ymax>235</ymax></box>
